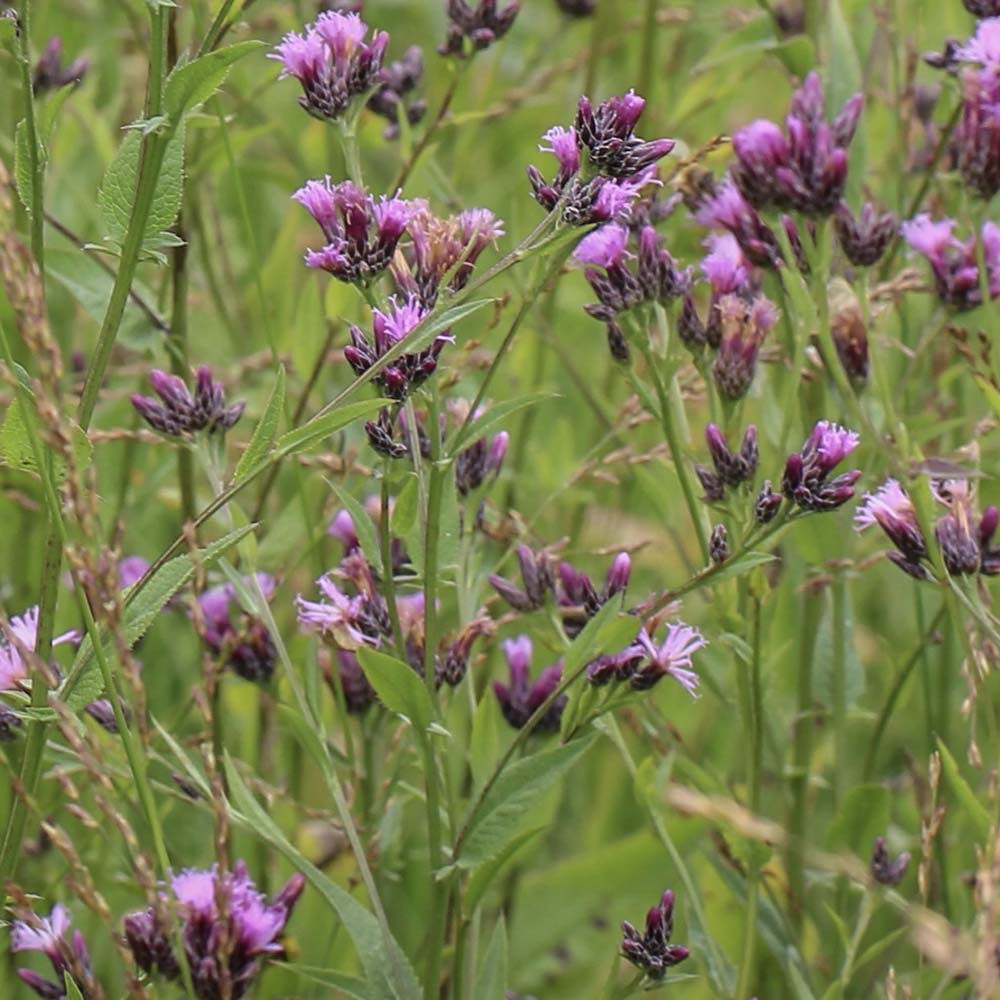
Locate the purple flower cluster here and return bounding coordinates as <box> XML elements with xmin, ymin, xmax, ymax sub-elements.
<box><xmin>123</xmin><ymin>861</ymin><xmax>305</xmax><ymax>1000</ymax></box>
<box><xmin>488</xmin><ymin>545</ymin><xmax>555</xmax><ymax>613</ymax></box>
<box><xmin>953</xmin><ymin>22</ymin><xmax>1000</xmax><ymax>198</ymax></box>
<box><xmin>695</xmin><ymin>179</ymin><xmax>785</xmax><ymax>270</ymax></box>
<box><xmin>493</xmin><ymin>635</ymin><xmax>565</xmax><ymax>730</ymax></box>
<box><xmin>834</xmin><ymin>201</ymin><xmax>897</xmax><ymax>267</ymax></box>
<box><xmin>272</xmin><ymin>11</ymin><xmax>388</xmax><ymax>122</ymax></box>
<box><xmin>439</xmin><ymin>0</ymin><xmax>520</xmax><ymax>57</ymax></box>
<box><xmin>901</xmin><ymin>214</ymin><xmax>1000</xmax><ymax>310</ymax></box>
<box><xmin>620</xmin><ymin>889</ymin><xmax>690</xmax><ymax>980</ymax></box>
<box><xmin>588</xmin><ymin>621</ymin><xmax>706</xmax><ymax>698</ymax></box>
<box><xmin>295</xmin><ymin>177</ymin><xmax>417</xmax><ymax>285</ymax></box>
<box><xmin>710</xmin><ymin>292</ymin><xmax>779</xmax><ymax>400</ymax></box>
<box><xmin>367</xmin><ymin>45</ymin><xmax>426</xmax><ymax>140</ymax></box>
<box><xmin>196</xmin><ymin>573</ymin><xmax>277</xmax><ymax>684</ymax></box>
<box><xmin>529</xmin><ymin>92</ymin><xmax>673</xmax><ymax>225</ymax></box>
<box><xmin>455</xmin><ymin>429</ymin><xmax>509</xmax><ymax>495</ymax></box>
<box><xmin>131</xmin><ymin>367</ymin><xmax>245</xmax><ymax>437</ymax></box>
<box><xmin>855</xmin><ymin>477</ymin><xmax>1000</xmax><ymax>579</ymax></box>
<box><xmin>11</xmin><ymin>903</ymin><xmax>97</xmax><ymax>999</ymax></box>
<box><xmin>730</xmin><ymin>72</ymin><xmax>862</xmax><ymax>216</ymax></box>
<box><xmin>782</xmin><ymin>421</ymin><xmax>862</xmax><ymax>512</ymax></box>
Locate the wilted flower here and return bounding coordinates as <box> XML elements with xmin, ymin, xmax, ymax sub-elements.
<box><xmin>346</xmin><ymin>295</ymin><xmax>450</xmax><ymax>401</ymax></box>
<box><xmin>829</xmin><ymin>280</ymin><xmax>870</xmax><ymax>386</ymax></box>
<box><xmin>782</xmin><ymin>421</ymin><xmax>861</xmax><ymax>512</ymax></box>
<box><xmin>901</xmin><ymin>213</ymin><xmax>1000</xmax><ymax>310</ymax></box>
<box><xmin>124</xmin><ymin>862</ymin><xmax>305</xmax><ymax>1000</ymax></box>
<box><xmin>834</xmin><ymin>201</ymin><xmax>896</xmax><ymax>266</ymax></box>
<box><xmin>439</xmin><ymin>0</ymin><xmax>520</xmax><ymax>57</ymax></box>
<box><xmin>11</xmin><ymin>903</ymin><xmax>96</xmax><ymax>999</ymax></box>
<box><xmin>489</xmin><ymin>545</ymin><xmax>555</xmax><ymax>612</ymax></box>
<box><xmin>870</xmin><ymin>836</ymin><xmax>911</xmax><ymax>886</ymax></box>
<box><xmin>295</xmin><ymin>177</ymin><xmax>417</xmax><ymax>285</ymax></box>
<box><xmin>493</xmin><ymin>635</ymin><xmax>565</xmax><ymax>730</ymax></box>
<box><xmin>33</xmin><ymin>37</ymin><xmax>88</xmax><ymax>94</ymax></box>
<box><xmin>368</xmin><ymin>45</ymin><xmax>426</xmax><ymax>139</ymax></box>
<box><xmin>712</xmin><ymin>293</ymin><xmax>778</xmax><ymax>400</ymax></box>
<box><xmin>393</xmin><ymin>202</ymin><xmax>504</xmax><ymax>306</ymax></box>
<box><xmin>437</xmin><ymin>614</ymin><xmax>495</xmax><ymax>686</ymax></box>
<box><xmin>631</xmin><ymin>623</ymin><xmax>706</xmax><ymax>696</ymax></box>
<box><xmin>620</xmin><ymin>889</ymin><xmax>690</xmax><ymax>980</ymax></box>
<box><xmin>272</xmin><ymin>11</ymin><xmax>388</xmax><ymax>121</ymax></box>
<box><xmin>196</xmin><ymin>574</ymin><xmax>277</xmax><ymax>684</ymax></box>
<box><xmin>132</xmin><ymin>367</ymin><xmax>244</xmax><ymax>437</ymax></box>
<box><xmin>0</xmin><ymin>606</ymin><xmax>77</xmax><ymax>691</ymax></box>
<box><xmin>731</xmin><ymin>72</ymin><xmax>862</xmax><ymax>216</ymax></box>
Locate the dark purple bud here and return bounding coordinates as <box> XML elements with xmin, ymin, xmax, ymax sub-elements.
<box><xmin>980</xmin><ymin>505</ymin><xmax>999</xmax><ymax>547</ymax></box>
<box><xmin>132</xmin><ymin>366</ymin><xmax>243</xmax><ymax>436</ymax></box>
<box><xmin>870</xmin><ymin>836</ymin><xmax>911</xmax><ymax>886</ymax></box>
<box><xmin>710</xmin><ymin>524</ymin><xmax>729</xmax><ymax>564</ymax></box>
<box><xmin>678</xmin><ymin>292</ymin><xmax>706</xmax><ymax>350</ymax></box>
<box><xmin>603</xmin><ymin>553</ymin><xmax>631</xmax><ymax>598</ymax></box>
<box><xmin>606</xmin><ymin>318</ymin><xmax>631</xmax><ymax>362</ymax></box>
<box><xmin>835</xmin><ymin>201</ymin><xmax>897</xmax><ymax>267</ymax></box>
<box><xmin>33</xmin><ymin>37</ymin><xmax>89</xmax><ymax>95</ymax></box>
<box><xmin>620</xmin><ymin>888</ymin><xmax>689</xmax><ymax>980</ymax></box>
<box><xmin>84</xmin><ymin>698</ymin><xmax>127</xmax><ymax>732</ymax></box>
<box><xmin>695</xmin><ymin>464</ymin><xmax>726</xmax><ymax>503</ymax></box>
<box><xmin>754</xmin><ymin>480</ymin><xmax>782</xmax><ymax>524</ymax></box>
<box><xmin>17</xmin><ymin>970</ymin><xmax>65</xmax><ymax>1000</ymax></box>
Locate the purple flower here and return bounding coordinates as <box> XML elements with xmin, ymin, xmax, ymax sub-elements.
<box><xmin>855</xmin><ymin>478</ymin><xmax>928</xmax><ymax>578</ymax></box>
<box><xmin>902</xmin><ymin>213</ymin><xmax>1000</xmax><ymax>310</ymax></box>
<box><xmin>696</xmin><ymin>178</ymin><xmax>783</xmax><ymax>268</ymax></box>
<box><xmin>33</xmin><ymin>37</ymin><xmax>88</xmax><ymax>95</ymax></box>
<box><xmin>575</xmin><ymin>91</ymin><xmax>675</xmax><ymax>179</ymax></box>
<box><xmin>439</xmin><ymin>0</ymin><xmax>520</xmax><ymax>57</ymax></box>
<box><xmin>575</xmin><ymin>223</ymin><xmax>631</xmax><ymax>269</ymax></box>
<box><xmin>132</xmin><ymin>366</ymin><xmax>244</xmax><ymax>437</ymax></box>
<box><xmin>557</xmin><ymin>553</ymin><xmax>632</xmax><ymax>637</ymax></box>
<box><xmin>782</xmin><ymin>421</ymin><xmax>862</xmax><ymax>512</ymax></box>
<box><xmin>124</xmin><ymin>861</ymin><xmax>305</xmax><ymax>1000</ymax></box>
<box><xmin>631</xmin><ymin>624</ymin><xmax>706</xmax><ymax>696</ymax></box>
<box><xmin>586</xmin><ymin>644</ymin><xmax>645</xmax><ymax>686</ymax></box>
<box><xmin>0</xmin><ymin>606</ymin><xmax>77</xmax><ymax>691</ymax></box>
<box><xmin>956</xmin><ymin>18</ymin><xmax>1000</xmax><ymax>66</ymax></box>
<box><xmin>367</xmin><ymin>45</ymin><xmax>426</xmax><ymax>140</ymax></box>
<box><xmin>700</xmin><ymin>233</ymin><xmax>752</xmax><ymax>296</ymax></box>
<box><xmin>296</xmin><ymin>177</ymin><xmax>417</xmax><ymax>285</ymax></box>
<box><xmin>489</xmin><ymin>545</ymin><xmax>555</xmax><ymax>612</ymax></box>
<box><xmin>731</xmin><ymin>71</ymin><xmax>862</xmax><ymax>216</ymax></box>
<box><xmin>296</xmin><ymin>574</ymin><xmax>372</xmax><ymax>649</ymax></box>
<box><xmin>272</xmin><ymin>11</ymin><xmax>389</xmax><ymax>121</ymax></box>
<box><xmin>621</xmin><ymin>889</ymin><xmax>690</xmax><ymax>980</ymax></box>
<box><xmin>455</xmin><ymin>430</ymin><xmax>509</xmax><ymax>495</ymax></box>
<box><xmin>835</xmin><ymin>201</ymin><xmax>897</xmax><ymax>266</ymax></box>
<box><xmin>11</xmin><ymin>904</ymin><xmax>95</xmax><ymax>999</ymax></box>
<box><xmin>956</xmin><ymin>65</ymin><xmax>1000</xmax><ymax>199</ymax></box>
<box><xmin>195</xmin><ymin>574</ymin><xmax>277</xmax><ymax>684</ymax></box>
<box><xmin>870</xmin><ymin>836</ymin><xmax>911</xmax><ymax>886</ymax></box>
<box><xmin>493</xmin><ymin>635</ymin><xmax>566</xmax><ymax>730</ymax></box>
<box><xmin>700</xmin><ymin>422</ymin><xmax>758</xmax><ymax>494</ymax></box>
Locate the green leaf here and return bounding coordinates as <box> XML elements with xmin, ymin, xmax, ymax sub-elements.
<box><xmin>326</xmin><ymin>479</ymin><xmax>383</xmax><ymax>576</ymax></box>
<box><xmin>224</xmin><ymin>756</ymin><xmax>421</xmax><ymax>1000</ymax></box>
<box><xmin>468</xmin><ymin>689</ymin><xmax>501</xmax><ymax>791</ymax></box>
<box><xmin>447</xmin><ymin>391</ymin><xmax>555</xmax><ymax>456</ymax></box>
<box><xmin>233</xmin><ymin>365</ymin><xmax>286</xmax><ymax>482</ymax></box>
<box><xmin>164</xmin><ymin>41</ymin><xmax>262</xmax><ymax>119</ymax></box>
<box><xmin>474</xmin><ymin>916</ymin><xmax>508</xmax><ymax>1000</ymax></box>
<box><xmin>706</xmin><ymin>550</ymin><xmax>777</xmax><ymax>588</ymax></box>
<box><xmin>936</xmin><ymin>737</ymin><xmax>991</xmax><ymax>840</ymax></box>
<box><xmin>458</xmin><ymin>733</ymin><xmax>597</xmax><ymax>868</ymax></box>
<box><xmin>13</xmin><ymin>119</ymin><xmax>37</xmax><ymax>214</ymax></box>
<box><xmin>98</xmin><ymin>125</ymin><xmax>185</xmax><ymax>247</ymax></box>
<box><xmin>276</xmin><ymin>399</ymin><xmax>385</xmax><ymax>458</ymax></box>
<box><xmin>401</xmin><ymin>298</ymin><xmax>496</xmax><ymax>356</ymax></box>
<box><xmin>0</xmin><ymin>397</ymin><xmax>92</xmax><ymax>480</ymax></box>
<box><xmin>276</xmin><ymin>964</ymin><xmax>372</xmax><ymax>999</ymax></box>
<box><xmin>61</xmin><ymin>524</ymin><xmax>255</xmax><ymax>709</ymax></box>
<box><xmin>825</xmin><ymin>784</ymin><xmax>889</xmax><ymax>854</ymax></box>
<box><xmin>63</xmin><ymin>974</ymin><xmax>85</xmax><ymax>1000</ymax></box>
<box><xmin>389</xmin><ymin>475</ymin><xmax>419</xmax><ymax>538</ymax></box>
<box><xmin>464</xmin><ymin>826</ymin><xmax>545</xmax><ymax>914</ymax></box>
<box><xmin>356</xmin><ymin>647</ymin><xmax>434</xmax><ymax>731</ymax></box>
<box><xmin>562</xmin><ymin>600</ymin><xmax>639</xmax><ymax>677</ymax></box>
<box><xmin>825</xmin><ymin>0</ymin><xmax>863</xmax><ymax>114</ymax></box>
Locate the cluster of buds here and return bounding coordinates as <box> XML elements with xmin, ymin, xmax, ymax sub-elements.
<box><xmin>272</xmin><ymin>11</ymin><xmax>388</xmax><ymax>122</ymax></box>
<box><xmin>346</xmin><ymin>296</ymin><xmax>449</xmax><ymax>402</ymax></box>
<box><xmin>195</xmin><ymin>574</ymin><xmax>277</xmax><ymax>684</ymax></box>
<box><xmin>12</xmin><ymin>903</ymin><xmax>98</xmax><ymax>999</ymax></box>
<box><xmin>707</xmin><ymin>293</ymin><xmax>779</xmax><ymax>400</ymax></box>
<box><xmin>392</xmin><ymin>203</ymin><xmax>505</xmax><ymax>307</ymax></box>
<box><xmin>856</xmin><ymin>477</ymin><xmax>1000</xmax><ymax>579</ymax></box>
<box><xmin>123</xmin><ymin>862</ymin><xmax>305</xmax><ymax>999</ymax></box>
<box><xmin>620</xmin><ymin>889</ymin><xmax>690</xmax><ymax>981</ymax></box>
<box><xmin>489</xmin><ymin>545</ymin><xmax>555</xmax><ymax>612</ymax></box>
<box><xmin>33</xmin><ymin>37</ymin><xmax>88</xmax><ymax>95</ymax></box>
<box><xmin>493</xmin><ymin>635</ymin><xmax>565</xmax><ymax>730</ymax></box>
<box><xmin>834</xmin><ymin>202</ymin><xmax>896</xmax><ymax>267</ymax></box>
<box><xmin>131</xmin><ymin>367</ymin><xmax>244</xmax><ymax>437</ymax></box>
<box><xmin>295</xmin><ymin>178</ymin><xmax>416</xmax><ymax>285</ymax></box>
<box><xmin>870</xmin><ymin>836</ymin><xmax>911</xmax><ymax>886</ymax></box>
<box><xmin>782</xmin><ymin>421</ymin><xmax>861</xmax><ymax>512</ymax></box>
<box><xmin>731</xmin><ymin>72</ymin><xmax>862</xmax><ymax>216</ymax></box>
<box><xmin>557</xmin><ymin>553</ymin><xmax>631</xmax><ymax>637</ymax></box>
<box><xmin>901</xmin><ymin>213</ymin><xmax>1000</xmax><ymax>310</ymax></box>
<box><xmin>588</xmin><ymin>621</ymin><xmax>706</xmax><ymax>697</ymax></box>
<box><xmin>455</xmin><ymin>430</ymin><xmax>509</xmax><ymax>495</ymax></box>
<box><xmin>574</xmin><ymin>223</ymin><xmax>690</xmax><ymax>357</ymax></box>
<box><xmin>367</xmin><ymin>45</ymin><xmax>426</xmax><ymax>140</ymax></box>
<box><xmin>439</xmin><ymin>0</ymin><xmax>520</xmax><ymax>57</ymax></box>
<box><xmin>528</xmin><ymin>92</ymin><xmax>673</xmax><ymax>225</ymax></box>
<box><xmin>695</xmin><ymin>423</ymin><xmax>759</xmax><ymax>502</ymax></box>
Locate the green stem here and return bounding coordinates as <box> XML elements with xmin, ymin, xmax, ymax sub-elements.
<box><xmin>831</xmin><ymin>570</ymin><xmax>848</xmax><ymax>809</ymax></box>
<box><xmin>17</xmin><ymin>0</ymin><xmax>44</xmax><ymax>274</ymax></box>
<box><xmin>170</xmin><ymin>217</ymin><xmax>197</xmax><ymax>526</ymax></box>
<box><xmin>639</xmin><ymin>344</ymin><xmax>711</xmax><ymax>565</ymax></box>
<box><xmin>337</xmin><ymin>119</ymin><xmax>364</xmax><ymax>188</ymax></box>
<box><xmin>840</xmin><ymin>891</ymin><xmax>875</xmax><ymax>988</ymax></box>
